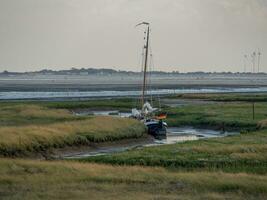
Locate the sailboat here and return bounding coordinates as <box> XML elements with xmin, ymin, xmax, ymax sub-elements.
<box><xmin>131</xmin><ymin>22</ymin><xmax>168</xmax><ymax>138</ymax></box>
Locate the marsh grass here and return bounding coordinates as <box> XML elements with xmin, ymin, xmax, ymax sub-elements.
<box><xmin>173</xmin><ymin>93</ymin><xmax>267</xmax><ymax>102</ymax></box>
<box><xmin>0</xmin><ymin>97</ymin><xmax>166</xmax><ymax>112</ymax></box>
<box><xmin>82</xmin><ymin>130</ymin><xmax>267</xmax><ymax>174</ymax></box>
<box><xmin>1</xmin><ymin>97</ymin><xmax>267</xmax><ymax>199</ymax></box>
<box><xmin>0</xmin><ymin>116</ymin><xmax>146</xmax><ymax>156</ymax></box>
<box><xmin>165</xmin><ymin>102</ymin><xmax>267</xmax><ymax>130</ymax></box>
<box><xmin>43</xmin><ymin>98</ymin><xmax>136</xmax><ymax>110</ymax></box>
<box><xmin>0</xmin><ymin>158</ymin><xmax>267</xmax><ymax>200</ymax></box>
<box><xmin>0</xmin><ymin>104</ymin><xmax>145</xmax><ymax>156</ymax></box>
<box><xmin>0</xmin><ymin>104</ymin><xmax>81</xmax><ymax>126</ymax></box>
<box><xmin>0</xmin><ymin>103</ymin><xmax>146</xmax><ymax>156</ymax></box>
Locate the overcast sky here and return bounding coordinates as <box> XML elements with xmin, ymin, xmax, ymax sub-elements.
<box><xmin>0</xmin><ymin>0</ymin><xmax>266</xmax><ymax>72</ymax></box>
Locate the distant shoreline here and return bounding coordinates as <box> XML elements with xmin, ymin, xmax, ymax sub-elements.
<box><xmin>0</xmin><ymin>73</ymin><xmax>267</xmax><ymax>101</ymax></box>
<box><xmin>1</xmin><ymin>73</ymin><xmax>267</xmax><ymax>92</ymax></box>
<box><xmin>1</xmin><ymin>86</ymin><xmax>267</xmax><ymax>101</ymax></box>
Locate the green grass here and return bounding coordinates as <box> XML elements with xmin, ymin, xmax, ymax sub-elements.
<box><xmin>0</xmin><ymin>104</ymin><xmax>84</xmax><ymax>126</ymax></box>
<box><xmin>44</xmin><ymin>98</ymin><xmax>136</xmax><ymax>110</ymax></box>
<box><xmin>164</xmin><ymin>102</ymin><xmax>267</xmax><ymax>131</ymax></box>
<box><xmin>0</xmin><ymin>97</ymin><xmax>166</xmax><ymax>112</ymax></box>
<box><xmin>0</xmin><ymin>99</ymin><xmax>139</xmax><ymax>126</ymax></box>
<box><xmin>173</xmin><ymin>93</ymin><xmax>267</xmax><ymax>102</ymax></box>
<box><xmin>1</xmin><ymin>158</ymin><xmax>267</xmax><ymax>200</ymax></box>
<box><xmin>0</xmin><ymin>98</ymin><xmax>138</xmax><ymax>112</ymax></box>
<box><xmin>80</xmin><ymin>130</ymin><xmax>267</xmax><ymax>174</ymax></box>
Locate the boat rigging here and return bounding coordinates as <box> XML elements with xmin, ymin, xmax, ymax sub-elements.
<box><xmin>132</xmin><ymin>22</ymin><xmax>168</xmax><ymax>138</ymax></box>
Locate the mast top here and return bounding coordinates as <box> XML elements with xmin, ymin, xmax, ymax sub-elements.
<box><xmin>135</xmin><ymin>22</ymin><xmax>150</xmax><ymax>27</ymax></box>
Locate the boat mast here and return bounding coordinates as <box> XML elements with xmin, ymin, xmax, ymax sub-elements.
<box><xmin>136</xmin><ymin>22</ymin><xmax>150</xmax><ymax>108</ymax></box>
<box><xmin>142</xmin><ymin>24</ymin><xmax>150</xmax><ymax>106</ymax></box>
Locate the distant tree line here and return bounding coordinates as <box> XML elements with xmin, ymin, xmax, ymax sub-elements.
<box><xmin>0</xmin><ymin>68</ymin><xmax>266</xmax><ymax>76</ymax></box>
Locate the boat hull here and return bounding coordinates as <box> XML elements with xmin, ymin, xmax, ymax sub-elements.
<box><xmin>144</xmin><ymin>120</ymin><xmax>167</xmax><ymax>139</ymax></box>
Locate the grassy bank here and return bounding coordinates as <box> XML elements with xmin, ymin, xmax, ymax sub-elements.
<box><xmin>0</xmin><ymin>104</ymin><xmax>146</xmax><ymax>157</ymax></box>
<box><xmin>1</xmin><ymin>158</ymin><xmax>267</xmax><ymax>200</ymax></box>
<box><xmin>164</xmin><ymin>102</ymin><xmax>267</xmax><ymax>131</ymax></box>
<box><xmin>174</xmin><ymin>93</ymin><xmax>267</xmax><ymax>102</ymax></box>
<box><xmin>0</xmin><ymin>104</ymin><xmax>82</xmax><ymax>126</ymax></box>
<box><xmin>81</xmin><ymin>130</ymin><xmax>267</xmax><ymax>174</ymax></box>
<box><xmin>0</xmin><ymin>97</ymin><xmax>165</xmax><ymax>112</ymax></box>
<box><xmin>0</xmin><ymin>98</ymin><xmax>137</xmax><ymax>112</ymax></box>
<box><xmin>45</xmin><ymin>98</ymin><xmax>136</xmax><ymax>111</ymax></box>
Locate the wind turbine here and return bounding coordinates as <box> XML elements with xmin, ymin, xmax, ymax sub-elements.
<box><xmin>244</xmin><ymin>54</ymin><xmax>248</xmax><ymax>73</ymax></box>
<box><xmin>258</xmin><ymin>49</ymin><xmax>261</xmax><ymax>73</ymax></box>
<box><xmin>251</xmin><ymin>52</ymin><xmax>256</xmax><ymax>73</ymax></box>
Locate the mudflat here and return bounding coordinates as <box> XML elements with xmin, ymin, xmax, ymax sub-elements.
<box><xmin>0</xmin><ymin>74</ymin><xmax>267</xmax><ymax>92</ymax></box>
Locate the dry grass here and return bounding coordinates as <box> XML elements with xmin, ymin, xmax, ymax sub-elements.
<box><xmin>0</xmin><ymin>158</ymin><xmax>267</xmax><ymax>200</ymax></box>
<box><xmin>258</xmin><ymin>119</ymin><xmax>267</xmax><ymax>129</ymax></box>
<box><xmin>0</xmin><ymin>104</ymin><xmax>78</xmax><ymax>126</ymax></box>
<box><xmin>0</xmin><ymin>116</ymin><xmax>146</xmax><ymax>156</ymax></box>
<box><xmin>0</xmin><ymin>103</ymin><xmax>146</xmax><ymax>156</ymax></box>
<box><xmin>18</xmin><ymin>105</ymin><xmax>71</xmax><ymax>118</ymax></box>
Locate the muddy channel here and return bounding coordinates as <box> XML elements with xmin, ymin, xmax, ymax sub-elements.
<box><xmin>59</xmin><ymin>127</ymin><xmax>239</xmax><ymax>159</ymax></box>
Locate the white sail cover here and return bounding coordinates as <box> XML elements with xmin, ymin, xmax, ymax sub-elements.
<box><xmin>131</xmin><ymin>108</ymin><xmax>141</xmax><ymax>118</ymax></box>
<box><xmin>131</xmin><ymin>102</ymin><xmax>158</xmax><ymax>118</ymax></box>
<box><xmin>143</xmin><ymin>102</ymin><xmax>154</xmax><ymax>114</ymax></box>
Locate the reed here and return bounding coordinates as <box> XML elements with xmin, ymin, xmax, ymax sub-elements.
<box><xmin>0</xmin><ymin>158</ymin><xmax>267</xmax><ymax>199</ymax></box>
<box><xmin>0</xmin><ymin>102</ymin><xmax>146</xmax><ymax>156</ymax></box>
<box><xmin>0</xmin><ymin>116</ymin><xmax>146</xmax><ymax>156</ymax></box>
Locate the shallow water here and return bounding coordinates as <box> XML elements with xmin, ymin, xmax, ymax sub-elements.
<box><xmin>76</xmin><ymin>110</ymin><xmax>132</xmax><ymax>118</ymax></box>
<box><xmin>63</xmin><ymin>127</ymin><xmax>239</xmax><ymax>159</ymax></box>
<box><xmin>1</xmin><ymin>86</ymin><xmax>267</xmax><ymax>100</ymax></box>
